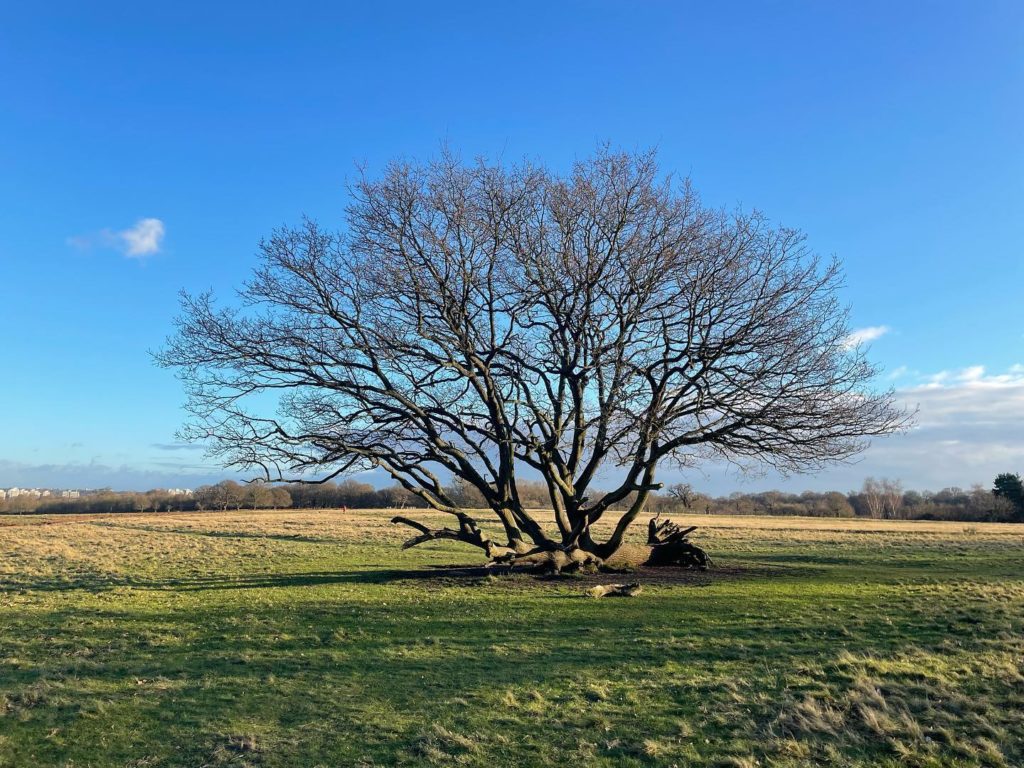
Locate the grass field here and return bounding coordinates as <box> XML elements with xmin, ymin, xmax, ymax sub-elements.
<box><xmin>1</xmin><ymin>509</ymin><xmax>1022</xmax><ymax>767</ymax></box>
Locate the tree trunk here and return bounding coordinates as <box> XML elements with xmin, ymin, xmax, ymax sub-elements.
<box><xmin>391</xmin><ymin>510</ymin><xmax>712</xmax><ymax>573</ymax></box>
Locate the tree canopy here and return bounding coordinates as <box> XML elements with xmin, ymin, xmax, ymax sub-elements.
<box><xmin>158</xmin><ymin>148</ymin><xmax>909</xmax><ymax>566</ymax></box>
<box><xmin>992</xmin><ymin>472</ymin><xmax>1024</xmax><ymax>519</ymax></box>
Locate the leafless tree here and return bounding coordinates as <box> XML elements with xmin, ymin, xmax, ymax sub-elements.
<box><xmin>194</xmin><ymin>480</ymin><xmax>246</xmax><ymax>511</ymax></box>
<box><xmin>881</xmin><ymin>478</ymin><xmax>904</xmax><ymax>519</ymax></box>
<box><xmin>861</xmin><ymin>477</ymin><xmax>885</xmax><ymax>518</ymax></box>
<box><xmin>246</xmin><ymin>481</ymin><xmax>275</xmax><ymax>510</ymax></box>
<box><xmin>861</xmin><ymin>477</ymin><xmax>904</xmax><ymax>519</ymax></box>
<box><xmin>158</xmin><ymin>148</ymin><xmax>910</xmax><ymax>569</ymax></box>
<box><xmin>667</xmin><ymin>483</ymin><xmax>697</xmax><ymax>509</ymax></box>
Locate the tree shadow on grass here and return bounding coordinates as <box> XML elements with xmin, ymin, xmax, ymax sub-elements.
<box><xmin>0</xmin><ymin>561</ymin><xmax>784</xmax><ymax>595</ymax></box>
<box><xmin>0</xmin><ymin>569</ymin><xmax>419</xmax><ymax>594</ymax></box>
<box><xmin>91</xmin><ymin>521</ymin><xmax>344</xmax><ymax>545</ymax></box>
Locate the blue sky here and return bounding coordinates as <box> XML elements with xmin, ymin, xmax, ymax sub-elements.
<box><xmin>1</xmin><ymin>1</ymin><xmax>1021</xmax><ymax>493</ymax></box>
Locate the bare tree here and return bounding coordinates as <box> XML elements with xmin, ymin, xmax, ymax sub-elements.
<box><xmin>860</xmin><ymin>478</ymin><xmax>884</xmax><ymax>519</ymax></box>
<box><xmin>666</xmin><ymin>483</ymin><xmax>697</xmax><ymax>510</ymax></box>
<box><xmin>246</xmin><ymin>481</ymin><xmax>275</xmax><ymax>510</ymax></box>
<box><xmin>194</xmin><ymin>480</ymin><xmax>245</xmax><ymax>512</ymax></box>
<box><xmin>881</xmin><ymin>478</ymin><xmax>904</xmax><ymax>519</ymax></box>
<box><xmin>861</xmin><ymin>477</ymin><xmax>904</xmax><ymax>519</ymax></box>
<box><xmin>270</xmin><ymin>487</ymin><xmax>292</xmax><ymax>510</ymax></box>
<box><xmin>158</xmin><ymin>148</ymin><xmax>910</xmax><ymax>570</ymax></box>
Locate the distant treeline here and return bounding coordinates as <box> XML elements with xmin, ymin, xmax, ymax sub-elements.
<box><xmin>2</xmin><ymin>475</ymin><xmax>1021</xmax><ymax>522</ymax></box>
<box><xmin>660</xmin><ymin>481</ymin><xmax>1021</xmax><ymax>522</ymax></box>
<box><xmin>0</xmin><ymin>489</ymin><xmax>205</xmax><ymax>516</ymax></box>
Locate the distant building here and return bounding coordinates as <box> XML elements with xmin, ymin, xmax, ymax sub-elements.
<box><xmin>4</xmin><ymin>488</ymin><xmax>44</xmax><ymax>499</ymax></box>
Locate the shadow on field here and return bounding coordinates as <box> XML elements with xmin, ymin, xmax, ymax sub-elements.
<box><xmin>93</xmin><ymin>521</ymin><xmax>343</xmax><ymax>545</ymax></box>
<box><xmin>0</xmin><ymin>562</ymin><xmax>766</xmax><ymax>595</ymax></box>
<box><xmin>1</xmin><ymin>569</ymin><xmax>413</xmax><ymax>594</ymax></box>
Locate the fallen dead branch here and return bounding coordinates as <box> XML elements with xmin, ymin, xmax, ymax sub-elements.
<box><xmin>586</xmin><ymin>582</ymin><xmax>643</xmax><ymax>598</ymax></box>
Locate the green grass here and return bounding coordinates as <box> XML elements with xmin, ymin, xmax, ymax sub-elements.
<box><xmin>1</xmin><ymin>510</ymin><xmax>1022</xmax><ymax>767</ymax></box>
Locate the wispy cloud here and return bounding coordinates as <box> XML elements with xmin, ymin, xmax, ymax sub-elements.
<box><xmin>0</xmin><ymin>458</ymin><xmax>231</xmax><ymax>492</ymax></box>
<box><xmin>842</xmin><ymin>325</ymin><xmax>890</xmax><ymax>349</ymax></box>
<box><xmin>886</xmin><ymin>365</ymin><xmax>912</xmax><ymax>380</ymax></box>
<box><xmin>150</xmin><ymin>442</ymin><xmax>205</xmax><ymax>452</ymax></box>
<box><xmin>866</xmin><ymin>364</ymin><xmax>1024</xmax><ymax>482</ymax></box>
<box><xmin>917</xmin><ymin>365</ymin><xmax>1024</xmax><ymax>391</ymax></box>
<box><xmin>68</xmin><ymin>218</ymin><xmax>165</xmax><ymax>259</ymax></box>
<box><xmin>662</xmin><ymin>363</ymin><xmax>1024</xmax><ymax>494</ymax></box>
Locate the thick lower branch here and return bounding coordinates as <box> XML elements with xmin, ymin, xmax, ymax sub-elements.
<box><xmin>390</xmin><ymin>513</ymin><xmax>528</xmax><ymax>559</ymax></box>
<box><xmin>589</xmin><ymin>484</ymin><xmax>655</xmax><ymax>559</ymax></box>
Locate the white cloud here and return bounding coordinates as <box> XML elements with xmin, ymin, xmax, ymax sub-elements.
<box><xmin>843</xmin><ymin>325</ymin><xmax>890</xmax><ymax>349</ymax></box>
<box><xmin>957</xmin><ymin>365</ymin><xmax>986</xmax><ymax>383</ymax></box>
<box><xmin>660</xmin><ymin>363</ymin><xmax>1024</xmax><ymax>494</ymax></box>
<box><xmin>68</xmin><ymin>217</ymin><xmax>165</xmax><ymax>259</ymax></box>
<box><xmin>901</xmin><ymin>365</ymin><xmax>1024</xmax><ymax>427</ymax></box>
<box><xmin>118</xmin><ymin>218</ymin><xmax>165</xmax><ymax>257</ymax></box>
<box><xmin>923</xmin><ymin>370</ymin><xmax>951</xmax><ymax>387</ymax></box>
<box><xmin>867</xmin><ymin>364</ymin><xmax>1024</xmax><ymax>483</ymax></box>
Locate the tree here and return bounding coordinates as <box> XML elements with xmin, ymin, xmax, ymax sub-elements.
<box><xmin>860</xmin><ymin>477</ymin><xmax>885</xmax><ymax>519</ymax></box>
<box><xmin>158</xmin><ymin>147</ymin><xmax>909</xmax><ymax>569</ymax></box>
<box><xmin>246</xmin><ymin>481</ymin><xmax>275</xmax><ymax>509</ymax></box>
<box><xmin>445</xmin><ymin>477</ymin><xmax>487</xmax><ymax>509</ymax></box>
<box><xmin>666</xmin><ymin>483</ymin><xmax>696</xmax><ymax>509</ymax></box>
<box><xmin>860</xmin><ymin>479</ymin><xmax>901</xmax><ymax>520</ymax></box>
<box><xmin>377</xmin><ymin>484</ymin><xmax>416</xmax><ymax>509</ymax></box>
<box><xmin>193</xmin><ymin>484</ymin><xmax>216</xmax><ymax>511</ymax></box>
<box><xmin>195</xmin><ymin>480</ymin><xmax>246</xmax><ymax>511</ymax></box>
<box><xmin>821</xmin><ymin>491</ymin><xmax>854</xmax><ymax>517</ymax></box>
<box><xmin>902</xmin><ymin>490</ymin><xmax>924</xmax><ymax>511</ymax></box>
<box><xmin>880</xmin><ymin>478</ymin><xmax>904</xmax><ymax>519</ymax></box>
<box><xmin>270</xmin><ymin>487</ymin><xmax>292</xmax><ymax>510</ymax></box>
<box><xmin>992</xmin><ymin>473</ymin><xmax>1024</xmax><ymax>520</ymax></box>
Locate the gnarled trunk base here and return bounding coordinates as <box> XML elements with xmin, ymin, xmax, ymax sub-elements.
<box><xmin>391</xmin><ymin>512</ymin><xmax>712</xmax><ymax>574</ymax></box>
<box><xmin>492</xmin><ymin>547</ymin><xmax>602</xmax><ymax>574</ymax></box>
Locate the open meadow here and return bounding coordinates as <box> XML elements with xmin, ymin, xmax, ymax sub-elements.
<box><xmin>1</xmin><ymin>509</ymin><xmax>1022</xmax><ymax>767</ymax></box>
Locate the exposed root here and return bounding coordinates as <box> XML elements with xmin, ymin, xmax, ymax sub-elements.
<box><xmin>645</xmin><ymin>514</ymin><xmax>713</xmax><ymax>569</ymax></box>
